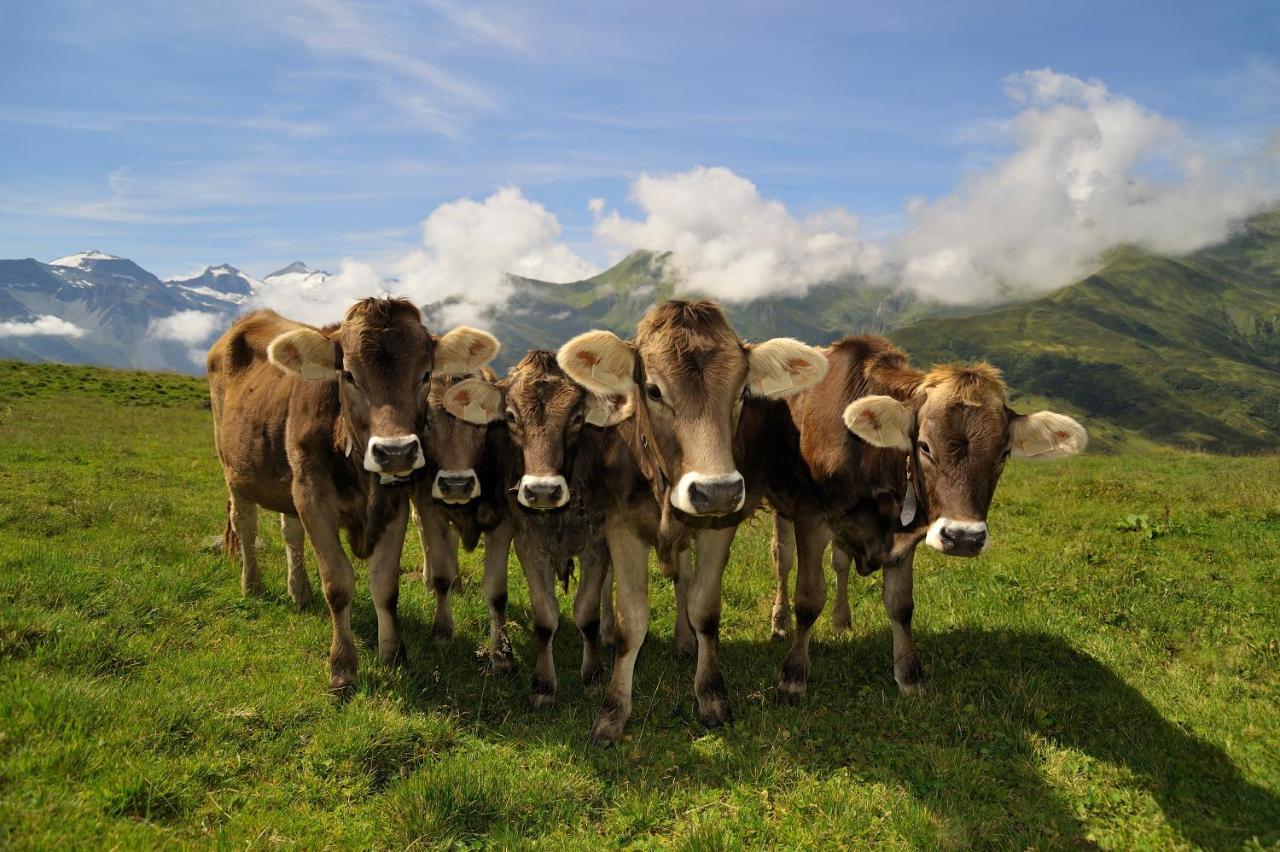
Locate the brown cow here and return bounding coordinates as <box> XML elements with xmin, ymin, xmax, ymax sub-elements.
<box><xmin>207</xmin><ymin>300</ymin><xmax>498</xmax><ymax>692</ymax></box>
<box><xmin>410</xmin><ymin>369</ymin><xmax>511</xmax><ymax>664</ymax></box>
<box><xmin>414</xmin><ymin>352</ymin><xmax>624</xmax><ymax>703</ymax></box>
<box><xmin>558</xmin><ymin>300</ymin><xmax>828</xmax><ymax>744</ymax></box>
<box><xmin>766</xmin><ymin>335</ymin><xmax>1087</xmax><ymax>702</ymax></box>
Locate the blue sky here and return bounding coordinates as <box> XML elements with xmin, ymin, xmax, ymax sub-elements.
<box><xmin>2</xmin><ymin>0</ymin><xmax>1277</xmax><ymax>283</ymax></box>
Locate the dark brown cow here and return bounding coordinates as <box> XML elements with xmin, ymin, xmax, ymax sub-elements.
<box><xmin>558</xmin><ymin>300</ymin><xmax>828</xmax><ymax>744</ymax></box>
<box><xmin>207</xmin><ymin>300</ymin><xmax>498</xmax><ymax>692</ymax></box>
<box><xmin>767</xmin><ymin>335</ymin><xmax>1087</xmax><ymax>701</ymax></box>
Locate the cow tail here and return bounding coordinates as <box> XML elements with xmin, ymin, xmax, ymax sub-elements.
<box><xmin>222</xmin><ymin>497</ymin><xmax>240</xmax><ymax>561</ymax></box>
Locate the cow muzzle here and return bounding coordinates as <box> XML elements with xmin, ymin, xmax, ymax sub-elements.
<box><xmin>671</xmin><ymin>471</ymin><xmax>745</xmax><ymax>517</ymax></box>
<box><xmin>432</xmin><ymin>469</ymin><xmax>480</xmax><ymax>504</ymax></box>
<box><xmin>926</xmin><ymin>518</ymin><xmax>989</xmax><ymax>557</ymax></box>
<box><xmin>518</xmin><ymin>474</ymin><xmax>570</xmax><ymax>510</ymax></box>
<box><xmin>365</xmin><ymin>435</ymin><xmax>424</xmax><ymax>479</ymax></box>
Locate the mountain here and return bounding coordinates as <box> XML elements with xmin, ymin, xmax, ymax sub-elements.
<box><xmin>431</xmin><ymin>250</ymin><xmax>977</xmax><ymax>370</ymax></box>
<box><xmin>892</xmin><ymin>210</ymin><xmax>1280</xmax><ymax>452</ymax></box>
<box><xmin>2</xmin><ymin>211</ymin><xmax>1278</xmax><ymax>452</ymax></box>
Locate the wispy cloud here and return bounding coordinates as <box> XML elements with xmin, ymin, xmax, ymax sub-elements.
<box><xmin>0</xmin><ymin>108</ymin><xmax>329</xmax><ymax>138</ymax></box>
<box><xmin>416</xmin><ymin>0</ymin><xmax>534</xmax><ymax>56</ymax></box>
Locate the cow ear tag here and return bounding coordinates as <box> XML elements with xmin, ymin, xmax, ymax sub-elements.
<box><xmin>900</xmin><ymin>454</ymin><xmax>917</xmax><ymax>526</ymax></box>
<box><xmin>756</xmin><ymin>373</ymin><xmax>792</xmax><ymax>396</ymax></box>
<box><xmin>344</xmin><ymin>435</ymin><xmax>355</xmax><ymax>458</ymax></box>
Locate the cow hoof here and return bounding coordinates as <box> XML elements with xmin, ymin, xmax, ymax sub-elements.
<box><xmin>674</xmin><ymin>636</ymin><xmax>697</xmax><ymax>660</ymax></box>
<box><xmin>487</xmin><ymin>653</ymin><xmax>515</xmax><ymax>677</ymax></box>
<box><xmin>895</xmin><ymin>657</ymin><xmax>925</xmax><ymax>694</ymax></box>
<box><xmin>379</xmin><ymin>643</ymin><xmax>406</xmax><ymax>667</ymax></box>
<box><xmin>832</xmin><ymin>616</ymin><xmax>852</xmax><ymax>635</ymax></box>
<box><xmin>290</xmin><ymin>588</ymin><xmax>314</xmax><ymax>609</ymax></box>
<box><xmin>432</xmin><ymin>623</ymin><xmax>455</xmax><ymax>645</ymax></box>
<box><xmin>530</xmin><ymin>675</ymin><xmax>556</xmax><ymax>708</ymax></box>
<box><xmin>697</xmin><ymin>693</ymin><xmax>733</xmax><ymax>729</ymax></box>
<box><xmin>530</xmin><ymin>691</ymin><xmax>555</xmax><ymax>709</ymax></box>
<box><xmin>589</xmin><ymin>717</ymin><xmax>624</xmax><ymax>747</ymax></box>
<box><xmin>770</xmin><ymin>608</ymin><xmax>791</xmax><ymax>640</ymax></box>
<box><xmin>896</xmin><ymin>675</ymin><xmax>926</xmax><ymax>695</ymax></box>
<box><xmin>243</xmin><ymin>582</ymin><xmax>268</xmax><ymax>598</ymax></box>
<box><xmin>775</xmin><ymin>677</ymin><xmax>806</xmax><ymax>706</ymax></box>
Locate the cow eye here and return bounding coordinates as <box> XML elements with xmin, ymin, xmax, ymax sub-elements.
<box><xmin>421</xmin><ymin>370</ymin><xmax>431</xmax><ymax>385</ymax></box>
<box><xmin>918</xmin><ymin>441</ymin><xmax>932</xmax><ymax>457</ymax></box>
<box><xmin>342</xmin><ymin>370</ymin><xmax>357</xmax><ymax>387</ymax></box>
<box><xmin>645</xmin><ymin>384</ymin><xmax>662</xmax><ymax>402</ymax></box>
<box><xmin>1000</xmin><ymin>448</ymin><xmax>1011</xmax><ymax>462</ymax></box>
<box><xmin>505</xmin><ymin>409</ymin><xmax>517</xmax><ymax>424</ymax></box>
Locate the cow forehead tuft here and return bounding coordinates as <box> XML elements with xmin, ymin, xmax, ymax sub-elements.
<box><xmin>920</xmin><ymin>363</ymin><xmax>1007</xmax><ymax>407</ymax></box>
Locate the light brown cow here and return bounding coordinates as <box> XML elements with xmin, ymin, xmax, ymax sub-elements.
<box><xmin>766</xmin><ymin>335</ymin><xmax>1086</xmax><ymax>702</ymax></box>
<box><xmin>559</xmin><ymin>300</ymin><xmax>828</xmax><ymax>744</ymax></box>
<box><xmin>207</xmin><ymin>300</ymin><xmax>498</xmax><ymax>692</ymax></box>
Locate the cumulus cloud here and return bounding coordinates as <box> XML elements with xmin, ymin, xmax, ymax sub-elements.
<box><xmin>252</xmin><ymin>186</ymin><xmax>598</xmax><ymax>328</ymax></box>
<box><xmin>893</xmin><ymin>69</ymin><xmax>1280</xmax><ymax>302</ymax></box>
<box><xmin>595</xmin><ymin>167</ymin><xmax>883</xmax><ymax>302</ymax></box>
<box><xmin>147</xmin><ymin>310</ymin><xmax>225</xmax><ymax>345</ymax></box>
<box><xmin>0</xmin><ymin>315</ymin><xmax>87</xmax><ymax>338</ymax></box>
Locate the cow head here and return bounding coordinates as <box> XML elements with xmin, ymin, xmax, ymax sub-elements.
<box><xmin>266</xmin><ymin>297</ymin><xmax>499</xmax><ymax>483</ymax></box>
<box><xmin>558</xmin><ymin>300</ymin><xmax>827</xmax><ymax>517</ymax></box>
<box><xmin>502</xmin><ymin>350</ymin><xmax>631</xmax><ymax>510</ymax></box>
<box><xmin>422</xmin><ymin>372</ymin><xmax>504</xmax><ymax>503</ymax></box>
<box><xmin>843</xmin><ymin>364</ymin><xmax>1086</xmax><ymax>557</ymax></box>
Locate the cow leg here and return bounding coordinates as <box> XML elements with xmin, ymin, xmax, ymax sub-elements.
<box><xmin>689</xmin><ymin>526</ymin><xmax>736</xmax><ymax>728</ymax></box>
<box><xmin>416</xmin><ymin>501</ymin><xmax>458</xmax><ymax>643</ymax></box>
<box><xmin>776</xmin><ymin>514</ymin><xmax>830</xmax><ymax>704</ymax></box>
<box><xmin>770</xmin><ymin>514</ymin><xmax>795</xmax><ymax>639</ymax></box>
<box><xmin>573</xmin><ymin>540</ymin><xmax>608</xmax><ymax>686</ymax></box>
<box><xmin>369</xmin><ymin>501</ymin><xmax>409</xmax><ymax>666</ymax></box>
<box><xmin>281</xmin><ymin>514</ymin><xmax>313</xmax><ymax>607</ymax></box>
<box><xmin>831</xmin><ymin>543</ymin><xmax>853</xmax><ymax>634</ymax></box>
<box><xmin>515</xmin><ymin>535</ymin><xmax>560</xmax><ymax>707</ymax></box>
<box><xmin>671</xmin><ymin>545</ymin><xmax>696</xmax><ymax>658</ymax></box>
<box><xmin>591</xmin><ymin>519</ymin><xmax>649</xmax><ymax>746</ymax></box>
<box><xmin>599</xmin><ymin>560</ymin><xmax>615</xmax><ymax>650</ymax></box>
<box><xmin>229</xmin><ymin>490</ymin><xmax>263</xmax><ymax>596</ymax></box>
<box><xmin>297</xmin><ymin>498</ymin><xmax>358</xmax><ymax>693</ymax></box>
<box><xmin>884</xmin><ymin>550</ymin><xmax>924</xmax><ymax>693</ymax></box>
<box><xmin>481</xmin><ymin>520</ymin><xmax>515</xmax><ymax>674</ymax></box>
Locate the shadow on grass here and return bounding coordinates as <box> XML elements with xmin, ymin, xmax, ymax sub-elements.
<box><xmin>342</xmin><ymin>602</ymin><xmax>1279</xmax><ymax>848</ymax></box>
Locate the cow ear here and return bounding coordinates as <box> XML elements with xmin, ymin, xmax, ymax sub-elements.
<box><xmin>436</xmin><ymin>327</ymin><xmax>501</xmax><ymax>375</ymax></box>
<box><xmin>584</xmin><ymin>393</ymin><xmax>634</xmax><ymax>427</ymax></box>
<box><xmin>1010</xmin><ymin>411</ymin><xmax>1087</xmax><ymax>460</ymax></box>
<box><xmin>843</xmin><ymin>395</ymin><xmax>913</xmax><ymax>451</ymax></box>
<box><xmin>558</xmin><ymin>330</ymin><xmax>636</xmax><ymax>396</ymax></box>
<box><xmin>443</xmin><ymin>378</ymin><xmax>505</xmax><ymax>425</ymax></box>
<box><xmin>747</xmin><ymin>339</ymin><xmax>828</xmax><ymax>398</ymax></box>
<box><xmin>267</xmin><ymin>328</ymin><xmax>338</xmax><ymax>381</ymax></box>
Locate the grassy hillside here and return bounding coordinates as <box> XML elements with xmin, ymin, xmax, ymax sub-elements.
<box><xmin>894</xmin><ymin>211</ymin><xmax>1280</xmax><ymax>453</ymax></box>
<box><xmin>1</xmin><ymin>361</ymin><xmax>1278</xmax><ymax>848</ymax></box>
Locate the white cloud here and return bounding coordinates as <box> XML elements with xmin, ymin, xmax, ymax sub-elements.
<box><xmin>147</xmin><ymin>310</ymin><xmax>225</xmax><ymax>345</ymax></box>
<box><xmin>0</xmin><ymin>315</ymin><xmax>87</xmax><ymax>338</ymax></box>
<box><xmin>892</xmin><ymin>68</ymin><xmax>1280</xmax><ymax>302</ymax></box>
<box><xmin>594</xmin><ymin>166</ymin><xmax>883</xmax><ymax>302</ymax></box>
<box><xmin>251</xmin><ymin>187</ymin><xmax>598</xmax><ymax>328</ymax></box>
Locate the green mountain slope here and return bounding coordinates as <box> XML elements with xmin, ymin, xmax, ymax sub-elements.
<box><xmin>893</xmin><ymin>210</ymin><xmax>1280</xmax><ymax>453</ymax></box>
<box><xmin>445</xmin><ymin>250</ymin><xmax>981</xmax><ymax>370</ymax></box>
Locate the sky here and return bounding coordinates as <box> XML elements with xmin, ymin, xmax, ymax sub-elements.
<box><xmin>2</xmin><ymin>0</ymin><xmax>1278</xmax><ymax>318</ymax></box>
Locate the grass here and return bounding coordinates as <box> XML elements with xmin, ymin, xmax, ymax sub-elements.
<box><xmin>1</xmin><ymin>360</ymin><xmax>1278</xmax><ymax>849</ymax></box>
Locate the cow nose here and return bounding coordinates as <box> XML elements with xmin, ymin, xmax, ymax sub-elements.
<box><xmin>517</xmin><ymin>475</ymin><xmax>569</xmax><ymax>509</ymax></box>
<box><xmin>685</xmin><ymin>474</ymin><xmax>745</xmax><ymax>516</ymax></box>
<box><xmin>368</xmin><ymin>436</ymin><xmax>421</xmax><ymax>473</ymax></box>
<box><xmin>432</xmin><ymin>469</ymin><xmax>479</xmax><ymax>503</ymax></box>
<box><xmin>940</xmin><ymin>523</ymin><xmax>987</xmax><ymax>557</ymax></box>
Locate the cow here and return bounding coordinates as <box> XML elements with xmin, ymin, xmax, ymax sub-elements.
<box><xmin>766</xmin><ymin>335</ymin><xmax>1087</xmax><ymax>702</ymax></box>
<box><xmin>409</xmin><ymin>369</ymin><xmax>512</xmax><ymax>673</ymax></box>
<box><xmin>558</xmin><ymin>300</ymin><xmax>828</xmax><ymax>744</ymax></box>
<box><xmin>206</xmin><ymin>299</ymin><xmax>499</xmax><ymax>693</ymax></box>
<box><xmin>414</xmin><ymin>351</ymin><xmax>623</xmax><ymax>705</ymax></box>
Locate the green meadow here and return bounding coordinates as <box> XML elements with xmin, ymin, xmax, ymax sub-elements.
<box><xmin>1</xmin><ymin>360</ymin><xmax>1277</xmax><ymax>849</ymax></box>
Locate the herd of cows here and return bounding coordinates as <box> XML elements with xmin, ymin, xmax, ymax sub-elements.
<box><xmin>206</xmin><ymin>297</ymin><xmax>1088</xmax><ymax>745</ymax></box>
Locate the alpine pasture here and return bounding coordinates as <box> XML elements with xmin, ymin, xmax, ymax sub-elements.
<box><xmin>1</xmin><ymin>360</ymin><xmax>1277</xmax><ymax>848</ymax></box>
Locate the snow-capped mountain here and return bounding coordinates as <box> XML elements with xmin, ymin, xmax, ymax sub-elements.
<box><xmin>0</xmin><ymin>252</ymin><xmax>308</xmax><ymax>373</ymax></box>
<box><xmin>263</xmin><ymin>261</ymin><xmax>329</xmax><ymax>293</ymax></box>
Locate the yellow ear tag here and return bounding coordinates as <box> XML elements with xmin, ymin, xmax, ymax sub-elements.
<box><xmin>585</xmin><ymin>402</ymin><xmax>608</xmax><ymax>427</ymax></box>
<box><xmin>591</xmin><ymin>364</ymin><xmax>623</xmax><ymax>390</ymax></box>
<box><xmin>1019</xmin><ymin>433</ymin><xmax>1054</xmax><ymax>457</ymax></box>
<box><xmin>438</xmin><ymin>358</ymin><xmax>467</xmax><ymax>375</ymax></box>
